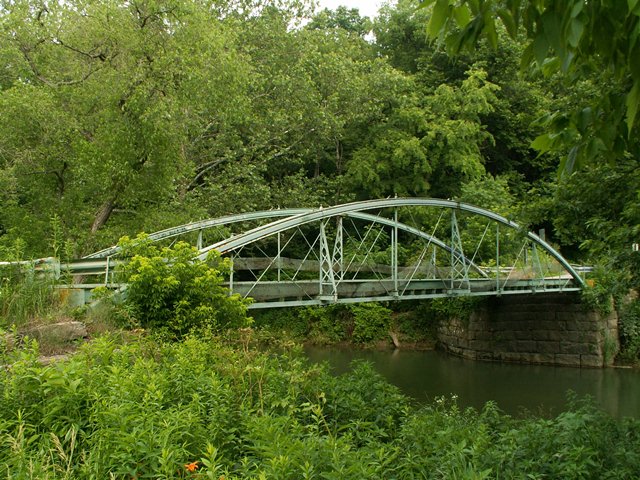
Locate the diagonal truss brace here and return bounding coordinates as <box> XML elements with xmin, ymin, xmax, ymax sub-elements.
<box><xmin>319</xmin><ymin>220</ymin><xmax>337</xmax><ymax>302</ymax></box>
<box><xmin>332</xmin><ymin>216</ymin><xmax>344</xmax><ymax>282</ymax></box>
<box><xmin>450</xmin><ymin>211</ymin><xmax>470</xmax><ymax>290</ymax></box>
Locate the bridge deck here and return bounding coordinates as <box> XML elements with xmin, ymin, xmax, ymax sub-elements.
<box><xmin>232</xmin><ymin>278</ymin><xmax>579</xmax><ymax>309</ymax></box>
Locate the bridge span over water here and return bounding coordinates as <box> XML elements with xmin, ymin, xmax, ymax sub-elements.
<box><xmin>67</xmin><ymin>198</ymin><xmax>584</xmax><ymax>308</ymax></box>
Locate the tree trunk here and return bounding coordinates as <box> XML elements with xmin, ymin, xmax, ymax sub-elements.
<box><xmin>91</xmin><ymin>198</ymin><xmax>116</xmax><ymax>234</ymax></box>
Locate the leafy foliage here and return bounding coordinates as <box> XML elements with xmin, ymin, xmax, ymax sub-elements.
<box><xmin>419</xmin><ymin>0</ymin><xmax>640</xmax><ymax>172</ymax></box>
<box><xmin>618</xmin><ymin>299</ymin><xmax>640</xmax><ymax>363</ymax></box>
<box><xmin>1</xmin><ymin>334</ymin><xmax>639</xmax><ymax>479</ymax></box>
<box><xmin>117</xmin><ymin>234</ymin><xmax>250</xmax><ymax>337</ymax></box>
<box><xmin>253</xmin><ymin>303</ymin><xmax>394</xmax><ymax>345</ymax></box>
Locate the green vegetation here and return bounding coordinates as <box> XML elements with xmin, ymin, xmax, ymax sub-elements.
<box><xmin>1</xmin><ymin>333</ymin><xmax>640</xmax><ymax>479</ymax></box>
<box><xmin>0</xmin><ymin>264</ymin><xmax>58</xmax><ymax>330</ymax></box>
<box><xmin>117</xmin><ymin>235</ymin><xmax>251</xmax><ymax>338</ymax></box>
<box><xmin>253</xmin><ymin>303</ymin><xmax>393</xmax><ymax>345</ymax></box>
<box><xmin>1</xmin><ymin>0</ymin><xmax>640</xmax><ymax>475</ymax></box>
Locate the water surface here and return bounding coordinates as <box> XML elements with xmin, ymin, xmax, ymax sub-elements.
<box><xmin>304</xmin><ymin>346</ymin><xmax>640</xmax><ymax>418</ymax></box>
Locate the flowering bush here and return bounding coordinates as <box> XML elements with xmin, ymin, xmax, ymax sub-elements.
<box><xmin>118</xmin><ymin>234</ymin><xmax>251</xmax><ymax>338</ymax></box>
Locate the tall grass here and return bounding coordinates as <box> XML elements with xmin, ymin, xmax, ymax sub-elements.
<box><xmin>0</xmin><ymin>263</ymin><xmax>59</xmax><ymax>329</ymax></box>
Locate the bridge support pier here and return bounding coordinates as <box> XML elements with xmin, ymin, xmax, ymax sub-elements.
<box><xmin>437</xmin><ymin>292</ymin><xmax>619</xmax><ymax>368</ymax></box>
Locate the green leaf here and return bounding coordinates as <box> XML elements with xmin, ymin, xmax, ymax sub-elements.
<box><xmin>586</xmin><ymin>136</ymin><xmax>606</xmax><ymax>159</ymax></box>
<box><xmin>520</xmin><ymin>43</ymin><xmax>535</xmax><ymax>70</ymax></box>
<box><xmin>532</xmin><ymin>35</ymin><xmax>549</xmax><ymax>66</ymax></box>
<box><xmin>574</xmin><ymin>107</ymin><xmax>592</xmax><ymax>132</ymax></box>
<box><xmin>452</xmin><ymin>4</ymin><xmax>471</xmax><ymax>28</ymax></box>
<box><xmin>567</xmin><ymin>18</ymin><xmax>584</xmax><ymax>48</ymax></box>
<box><xmin>542</xmin><ymin>10</ymin><xmax>563</xmax><ymax>54</ymax></box>
<box><xmin>628</xmin><ymin>0</ymin><xmax>640</xmax><ymax>13</ymax></box>
<box><xmin>630</xmin><ymin>43</ymin><xmax>640</xmax><ymax>81</ymax></box>
<box><xmin>484</xmin><ymin>12</ymin><xmax>498</xmax><ymax>49</ymax></box>
<box><xmin>497</xmin><ymin>8</ymin><xmax>517</xmax><ymax>38</ymax></box>
<box><xmin>626</xmin><ymin>80</ymin><xmax>640</xmax><ymax>135</ymax></box>
<box><xmin>428</xmin><ymin>0</ymin><xmax>451</xmax><ymax>39</ymax></box>
<box><xmin>530</xmin><ymin>133</ymin><xmax>553</xmax><ymax>153</ymax></box>
<box><xmin>571</xmin><ymin>1</ymin><xmax>585</xmax><ymax>18</ymax></box>
<box><xmin>561</xmin><ymin>145</ymin><xmax>579</xmax><ymax>175</ymax></box>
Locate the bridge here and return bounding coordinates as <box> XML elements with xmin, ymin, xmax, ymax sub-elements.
<box><xmin>58</xmin><ymin>198</ymin><xmax>584</xmax><ymax>308</ymax></box>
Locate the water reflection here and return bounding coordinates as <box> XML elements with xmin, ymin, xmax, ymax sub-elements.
<box><xmin>304</xmin><ymin>346</ymin><xmax>640</xmax><ymax>418</ymax></box>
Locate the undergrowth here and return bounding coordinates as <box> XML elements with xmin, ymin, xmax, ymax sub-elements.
<box><xmin>1</xmin><ymin>332</ymin><xmax>639</xmax><ymax>479</ymax></box>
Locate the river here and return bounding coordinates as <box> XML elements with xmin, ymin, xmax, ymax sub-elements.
<box><xmin>304</xmin><ymin>346</ymin><xmax>640</xmax><ymax>418</ymax></box>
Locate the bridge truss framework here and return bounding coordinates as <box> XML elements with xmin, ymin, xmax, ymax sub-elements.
<box><xmin>74</xmin><ymin>198</ymin><xmax>584</xmax><ymax>309</ymax></box>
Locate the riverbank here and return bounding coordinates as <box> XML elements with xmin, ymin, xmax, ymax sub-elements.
<box><xmin>2</xmin><ymin>331</ymin><xmax>640</xmax><ymax>479</ymax></box>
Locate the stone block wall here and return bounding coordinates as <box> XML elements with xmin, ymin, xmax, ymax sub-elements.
<box><xmin>437</xmin><ymin>292</ymin><xmax>619</xmax><ymax>367</ymax></box>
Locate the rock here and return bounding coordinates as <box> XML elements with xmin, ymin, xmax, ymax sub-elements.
<box><xmin>39</xmin><ymin>354</ymin><xmax>71</xmax><ymax>365</ymax></box>
<box><xmin>2</xmin><ymin>332</ymin><xmax>15</xmax><ymax>350</ymax></box>
<box><xmin>24</xmin><ymin>321</ymin><xmax>88</xmax><ymax>344</ymax></box>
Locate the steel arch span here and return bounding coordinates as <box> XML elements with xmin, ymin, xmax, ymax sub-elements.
<box><xmin>78</xmin><ymin>198</ymin><xmax>584</xmax><ymax>308</ymax></box>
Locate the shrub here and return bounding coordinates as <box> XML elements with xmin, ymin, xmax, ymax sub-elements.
<box><xmin>117</xmin><ymin>234</ymin><xmax>251</xmax><ymax>337</ymax></box>
<box><xmin>348</xmin><ymin>303</ymin><xmax>392</xmax><ymax>343</ymax></box>
<box><xmin>618</xmin><ymin>299</ymin><xmax>640</xmax><ymax>363</ymax></box>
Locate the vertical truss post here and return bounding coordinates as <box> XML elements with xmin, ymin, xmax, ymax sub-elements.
<box><xmin>392</xmin><ymin>208</ymin><xmax>399</xmax><ymax>296</ymax></box>
<box><xmin>450</xmin><ymin>210</ymin><xmax>469</xmax><ymax>290</ymax></box>
<box><xmin>332</xmin><ymin>216</ymin><xmax>343</xmax><ymax>282</ymax></box>
<box><xmin>104</xmin><ymin>256</ymin><xmax>111</xmax><ymax>286</ymax></box>
<box><xmin>197</xmin><ymin>229</ymin><xmax>203</xmax><ymax>250</ymax></box>
<box><xmin>229</xmin><ymin>255</ymin><xmax>234</xmax><ymax>296</ymax></box>
<box><xmin>319</xmin><ymin>220</ymin><xmax>337</xmax><ymax>302</ymax></box>
<box><xmin>432</xmin><ymin>246</ymin><xmax>437</xmax><ymax>278</ymax></box>
<box><xmin>277</xmin><ymin>232</ymin><xmax>282</xmax><ymax>283</ymax></box>
<box><xmin>496</xmin><ymin>224</ymin><xmax>500</xmax><ymax>294</ymax></box>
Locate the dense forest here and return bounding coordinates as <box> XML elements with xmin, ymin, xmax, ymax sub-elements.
<box><xmin>0</xmin><ymin>0</ymin><xmax>636</xmax><ymax>284</ymax></box>
<box><xmin>2</xmin><ymin>0</ymin><xmax>639</xmax><ymax>345</ymax></box>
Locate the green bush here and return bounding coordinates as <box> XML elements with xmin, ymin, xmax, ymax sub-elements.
<box><xmin>348</xmin><ymin>303</ymin><xmax>392</xmax><ymax>343</ymax></box>
<box><xmin>581</xmin><ymin>264</ymin><xmax>630</xmax><ymax>315</ymax></box>
<box><xmin>253</xmin><ymin>303</ymin><xmax>393</xmax><ymax>345</ymax></box>
<box><xmin>251</xmin><ymin>308</ymin><xmax>310</xmax><ymax>338</ymax></box>
<box><xmin>117</xmin><ymin>234</ymin><xmax>251</xmax><ymax>337</ymax></box>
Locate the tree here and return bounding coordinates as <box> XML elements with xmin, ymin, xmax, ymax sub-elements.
<box><xmin>345</xmin><ymin>65</ymin><xmax>499</xmax><ymax>199</ymax></box>
<box><xmin>418</xmin><ymin>0</ymin><xmax>640</xmax><ymax>172</ymax></box>
<box><xmin>307</xmin><ymin>6</ymin><xmax>373</xmax><ymax>36</ymax></box>
<box><xmin>376</xmin><ymin>0</ymin><xmax>556</xmax><ymax>191</ymax></box>
<box><xmin>0</xmin><ymin>0</ymin><xmax>258</xmax><ymax>254</ymax></box>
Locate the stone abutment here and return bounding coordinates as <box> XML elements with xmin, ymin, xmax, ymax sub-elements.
<box><xmin>437</xmin><ymin>292</ymin><xmax>618</xmax><ymax>367</ymax></box>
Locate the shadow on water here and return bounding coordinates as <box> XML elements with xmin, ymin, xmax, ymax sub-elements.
<box><xmin>304</xmin><ymin>345</ymin><xmax>640</xmax><ymax>418</ymax></box>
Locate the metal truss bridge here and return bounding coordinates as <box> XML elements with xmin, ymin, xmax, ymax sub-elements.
<box><xmin>59</xmin><ymin>198</ymin><xmax>585</xmax><ymax>309</ymax></box>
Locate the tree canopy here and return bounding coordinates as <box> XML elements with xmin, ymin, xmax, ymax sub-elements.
<box><xmin>419</xmin><ymin>0</ymin><xmax>640</xmax><ymax>172</ymax></box>
<box><xmin>0</xmin><ymin>0</ymin><xmax>637</xmax><ymax>296</ymax></box>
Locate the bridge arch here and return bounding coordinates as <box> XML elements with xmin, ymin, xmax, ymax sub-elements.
<box><xmin>198</xmin><ymin>198</ymin><xmax>583</xmax><ymax>286</ymax></box>
<box><xmin>80</xmin><ymin>198</ymin><xmax>583</xmax><ymax>308</ymax></box>
<box><xmin>85</xmin><ymin>206</ymin><xmax>488</xmax><ymax>278</ymax></box>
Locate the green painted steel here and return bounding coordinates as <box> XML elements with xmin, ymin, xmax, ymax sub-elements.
<box><xmin>84</xmin><ymin>208</ymin><xmax>488</xmax><ymax>278</ymax></box>
<box><xmin>71</xmin><ymin>198</ymin><xmax>585</xmax><ymax>308</ymax></box>
<box><xmin>196</xmin><ymin>198</ymin><xmax>585</xmax><ymax>287</ymax></box>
